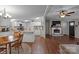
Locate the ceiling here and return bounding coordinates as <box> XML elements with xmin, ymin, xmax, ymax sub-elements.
<box><xmin>0</xmin><ymin>5</ymin><xmax>46</xmax><ymax>20</ymax></box>
<box><xmin>0</xmin><ymin>5</ymin><xmax>79</xmax><ymax>21</ymax></box>
<box><xmin>46</xmin><ymin>5</ymin><xmax>79</xmax><ymax>21</ymax></box>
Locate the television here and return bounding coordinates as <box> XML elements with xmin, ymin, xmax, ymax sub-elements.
<box><xmin>51</xmin><ymin>21</ymin><xmax>61</xmax><ymax>27</ymax></box>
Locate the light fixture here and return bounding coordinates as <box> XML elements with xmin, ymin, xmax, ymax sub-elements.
<box><xmin>24</xmin><ymin>20</ymin><xmax>30</xmax><ymax>22</ymax></box>
<box><xmin>0</xmin><ymin>8</ymin><xmax>12</xmax><ymax>19</ymax></box>
<box><xmin>4</xmin><ymin>13</ymin><xmax>12</xmax><ymax>18</ymax></box>
<box><xmin>10</xmin><ymin>19</ymin><xmax>16</xmax><ymax>22</ymax></box>
<box><xmin>60</xmin><ymin>12</ymin><xmax>65</xmax><ymax>18</ymax></box>
<box><xmin>70</xmin><ymin>22</ymin><xmax>74</xmax><ymax>26</ymax></box>
<box><xmin>0</xmin><ymin>13</ymin><xmax>2</xmax><ymax>16</ymax></box>
<box><xmin>35</xmin><ymin>17</ymin><xmax>40</xmax><ymax>19</ymax></box>
<box><xmin>60</xmin><ymin>15</ymin><xmax>65</xmax><ymax>18</ymax></box>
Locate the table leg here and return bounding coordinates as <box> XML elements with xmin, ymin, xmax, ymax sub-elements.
<box><xmin>9</xmin><ymin>43</ymin><xmax>11</xmax><ymax>54</ymax></box>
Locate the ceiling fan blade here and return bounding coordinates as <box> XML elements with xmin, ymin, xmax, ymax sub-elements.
<box><xmin>66</xmin><ymin>14</ymin><xmax>71</xmax><ymax>16</ymax></box>
<box><xmin>67</xmin><ymin>11</ymin><xmax>75</xmax><ymax>14</ymax></box>
<box><xmin>57</xmin><ymin>10</ymin><xmax>66</xmax><ymax>12</ymax></box>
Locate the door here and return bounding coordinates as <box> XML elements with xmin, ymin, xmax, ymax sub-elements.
<box><xmin>69</xmin><ymin>21</ymin><xmax>75</xmax><ymax>37</ymax></box>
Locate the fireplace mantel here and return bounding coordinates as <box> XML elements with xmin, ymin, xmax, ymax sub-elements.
<box><xmin>52</xmin><ymin>27</ymin><xmax>63</xmax><ymax>36</ymax></box>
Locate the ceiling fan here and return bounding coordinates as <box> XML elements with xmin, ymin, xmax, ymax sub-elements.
<box><xmin>58</xmin><ymin>10</ymin><xmax>75</xmax><ymax>18</ymax></box>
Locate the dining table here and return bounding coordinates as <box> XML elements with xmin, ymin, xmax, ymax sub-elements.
<box><xmin>0</xmin><ymin>35</ymin><xmax>18</xmax><ymax>54</ymax></box>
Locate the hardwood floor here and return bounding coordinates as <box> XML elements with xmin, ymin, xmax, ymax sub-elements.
<box><xmin>32</xmin><ymin>37</ymin><xmax>48</xmax><ymax>54</ymax></box>
<box><xmin>31</xmin><ymin>35</ymin><xmax>79</xmax><ymax>54</ymax></box>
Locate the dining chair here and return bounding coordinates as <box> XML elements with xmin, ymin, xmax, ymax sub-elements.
<box><xmin>0</xmin><ymin>36</ymin><xmax>8</xmax><ymax>54</ymax></box>
<box><xmin>14</xmin><ymin>32</ymin><xmax>21</xmax><ymax>38</ymax></box>
<box><xmin>0</xmin><ymin>43</ymin><xmax>7</xmax><ymax>54</ymax></box>
<box><xmin>11</xmin><ymin>32</ymin><xmax>24</xmax><ymax>53</ymax></box>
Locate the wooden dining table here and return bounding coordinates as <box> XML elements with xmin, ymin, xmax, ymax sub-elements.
<box><xmin>0</xmin><ymin>35</ymin><xmax>18</xmax><ymax>54</ymax></box>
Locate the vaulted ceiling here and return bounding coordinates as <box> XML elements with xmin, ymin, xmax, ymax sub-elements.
<box><xmin>0</xmin><ymin>5</ymin><xmax>46</xmax><ymax>20</ymax></box>
<box><xmin>0</xmin><ymin>5</ymin><xmax>79</xmax><ymax>21</ymax></box>
<box><xmin>46</xmin><ymin>5</ymin><xmax>79</xmax><ymax>21</ymax></box>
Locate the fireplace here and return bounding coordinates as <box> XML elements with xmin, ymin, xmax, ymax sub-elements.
<box><xmin>54</xmin><ymin>29</ymin><xmax>60</xmax><ymax>33</ymax></box>
<box><xmin>52</xmin><ymin>27</ymin><xmax>63</xmax><ymax>36</ymax></box>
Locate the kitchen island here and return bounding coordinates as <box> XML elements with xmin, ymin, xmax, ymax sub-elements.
<box><xmin>23</xmin><ymin>32</ymin><xmax>35</xmax><ymax>42</ymax></box>
<box><xmin>0</xmin><ymin>31</ymin><xmax>35</xmax><ymax>42</ymax></box>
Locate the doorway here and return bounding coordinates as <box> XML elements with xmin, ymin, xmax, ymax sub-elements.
<box><xmin>69</xmin><ymin>21</ymin><xmax>75</xmax><ymax>38</ymax></box>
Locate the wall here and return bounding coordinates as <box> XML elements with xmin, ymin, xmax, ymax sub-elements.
<box><xmin>45</xmin><ymin>19</ymin><xmax>69</xmax><ymax>36</ymax></box>
<box><xmin>45</xmin><ymin>17</ymin><xmax>79</xmax><ymax>39</ymax></box>
<box><xmin>61</xmin><ymin>21</ymin><xmax>69</xmax><ymax>35</ymax></box>
<box><xmin>75</xmin><ymin>20</ymin><xmax>79</xmax><ymax>38</ymax></box>
<box><xmin>41</xmin><ymin>16</ymin><xmax>45</xmax><ymax>38</ymax></box>
<box><xmin>45</xmin><ymin>20</ymin><xmax>50</xmax><ymax>34</ymax></box>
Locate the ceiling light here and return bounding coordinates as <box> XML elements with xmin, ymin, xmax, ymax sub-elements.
<box><xmin>10</xmin><ymin>19</ymin><xmax>16</xmax><ymax>22</ymax></box>
<box><xmin>60</xmin><ymin>15</ymin><xmax>65</xmax><ymax>18</ymax></box>
<box><xmin>0</xmin><ymin>8</ymin><xmax>12</xmax><ymax>19</ymax></box>
<box><xmin>4</xmin><ymin>13</ymin><xmax>12</xmax><ymax>18</ymax></box>
<box><xmin>35</xmin><ymin>17</ymin><xmax>40</xmax><ymax>19</ymax></box>
<box><xmin>0</xmin><ymin>13</ymin><xmax>2</xmax><ymax>16</ymax></box>
<box><xmin>60</xmin><ymin>12</ymin><xmax>65</xmax><ymax>18</ymax></box>
<box><xmin>24</xmin><ymin>20</ymin><xmax>30</xmax><ymax>22</ymax></box>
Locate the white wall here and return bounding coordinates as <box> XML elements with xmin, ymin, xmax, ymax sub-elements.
<box><xmin>41</xmin><ymin>16</ymin><xmax>45</xmax><ymax>38</ymax></box>
<box><xmin>61</xmin><ymin>21</ymin><xmax>69</xmax><ymax>35</ymax></box>
<box><xmin>46</xmin><ymin>20</ymin><xmax>49</xmax><ymax>34</ymax></box>
<box><xmin>75</xmin><ymin>20</ymin><xmax>79</xmax><ymax>38</ymax></box>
